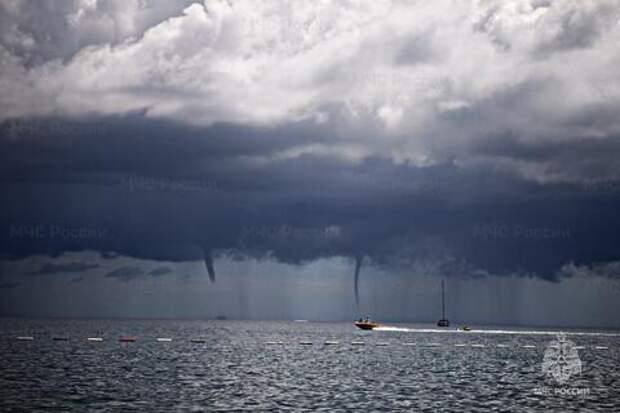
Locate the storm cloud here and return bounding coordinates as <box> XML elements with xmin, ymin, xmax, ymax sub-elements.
<box><xmin>1</xmin><ymin>0</ymin><xmax>620</xmax><ymax>322</ymax></box>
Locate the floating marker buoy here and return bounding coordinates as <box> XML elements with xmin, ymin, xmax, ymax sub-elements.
<box><xmin>454</xmin><ymin>344</ymin><xmax>467</xmax><ymax>347</ymax></box>
<box><xmin>16</xmin><ymin>336</ymin><xmax>34</xmax><ymax>341</ymax></box>
<box><xmin>156</xmin><ymin>338</ymin><xmax>172</xmax><ymax>342</ymax></box>
<box><xmin>87</xmin><ymin>337</ymin><xmax>103</xmax><ymax>342</ymax></box>
<box><xmin>594</xmin><ymin>346</ymin><xmax>608</xmax><ymax>350</ymax></box>
<box><xmin>523</xmin><ymin>345</ymin><xmax>536</xmax><ymax>348</ymax></box>
<box><xmin>471</xmin><ymin>344</ymin><xmax>485</xmax><ymax>348</ymax></box>
<box><xmin>119</xmin><ymin>336</ymin><xmax>136</xmax><ymax>343</ymax></box>
<box><xmin>324</xmin><ymin>341</ymin><xmax>339</xmax><ymax>345</ymax></box>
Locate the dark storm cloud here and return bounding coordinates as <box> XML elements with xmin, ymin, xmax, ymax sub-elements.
<box><xmin>104</xmin><ymin>266</ymin><xmax>143</xmax><ymax>282</ymax></box>
<box><xmin>32</xmin><ymin>261</ymin><xmax>98</xmax><ymax>275</ymax></box>
<box><xmin>0</xmin><ymin>281</ymin><xmax>19</xmax><ymax>289</ymax></box>
<box><xmin>1</xmin><ymin>116</ymin><xmax>619</xmax><ymax>284</ymax></box>
<box><xmin>67</xmin><ymin>276</ymin><xmax>84</xmax><ymax>284</ymax></box>
<box><xmin>148</xmin><ymin>266</ymin><xmax>172</xmax><ymax>277</ymax></box>
<box><xmin>1</xmin><ymin>0</ymin><xmax>620</xmax><ymax>304</ymax></box>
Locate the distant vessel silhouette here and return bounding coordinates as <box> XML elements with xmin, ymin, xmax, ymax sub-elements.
<box><xmin>436</xmin><ymin>279</ymin><xmax>450</xmax><ymax>327</ymax></box>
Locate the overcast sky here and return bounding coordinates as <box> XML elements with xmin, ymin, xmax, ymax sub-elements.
<box><xmin>1</xmin><ymin>0</ymin><xmax>620</xmax><ymax>327</ymax></box>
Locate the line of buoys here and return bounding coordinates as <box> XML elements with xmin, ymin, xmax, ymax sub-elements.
<box><xmin>10</xmin><ymin>336</ymin><xmax>614</xmax><ymax>350</ymax></box>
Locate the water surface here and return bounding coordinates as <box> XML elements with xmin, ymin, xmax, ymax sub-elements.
<box><xmin>1</xmin><ymin>319</ymin><xmax>618</xmax><ymax>411</ymax></box>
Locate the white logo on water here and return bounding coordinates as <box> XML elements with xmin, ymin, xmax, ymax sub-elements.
<box><xmin>541</xmin><ymin>333</ymin><xmax>582</xmax><ymax>384</ymax></box>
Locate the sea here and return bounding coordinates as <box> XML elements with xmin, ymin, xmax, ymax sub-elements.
<box><xmin>1</xmin><ymin>319</ymin><xmax>619</xmax><ymax>412</ymax></box>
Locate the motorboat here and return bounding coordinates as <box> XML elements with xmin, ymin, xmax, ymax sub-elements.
<box><xmin>354</xmin><ymin>318</ymin><xmax>380</xmax><ymax>330</ymax></box>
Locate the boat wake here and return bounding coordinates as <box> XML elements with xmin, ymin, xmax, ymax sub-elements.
<box><xmin>374</xmin><ymin>326</ymin><xmax>620</xmax><ymax>337</ymax></box>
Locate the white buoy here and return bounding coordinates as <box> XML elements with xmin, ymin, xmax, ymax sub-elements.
<box><xmin>496</xmin><ymin>344</ymin><xmax>509</xmax><ymax>348</ymax></box>
<box><xmin>87</xmin><ymin>337</ymin><xmax>103</xmax><ymax>342</ymax></box>
<box><xmin>16</xmin><ymin>336</ymin><xmax>34</xmax><ymax>341</ymax></box>
<box><xmin>594</xmin><ymin>346</ymin><xmax>608</xmax><ymax>350</ymax></box>
<box><xmin>523</xmin><ymin>345</ymin><xmax>536</xmax><ymax>348</ymax></box>
<box><xmin>471</xmin><ymin>344</ymin><xmax>486</xmax><ymax>348</ymax></box>
<box><xmin>156</xmin><ymin>338</ymin><xmax>172</xmax><ymax>342</ymax></box>
<box><xmin>324</xmin><ymin>341</ymin><xmax>339</xmax><ymax>345</ymax></box>
<box><xmin>454</xmin><ymin>343</ymin><xmax>467</xmax><ymax>347</ymax></box>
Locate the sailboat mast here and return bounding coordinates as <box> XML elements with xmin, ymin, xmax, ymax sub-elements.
<box><xmin>441</xmin><ymin>279</ymin><xmax>445</xmax><ymax>319</ymax></box>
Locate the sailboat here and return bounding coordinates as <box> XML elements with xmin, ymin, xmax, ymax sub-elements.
<box><xmin>436</xmin><ymin>279</ymin><xmax>450</xmax><ymax>327</ymax></box>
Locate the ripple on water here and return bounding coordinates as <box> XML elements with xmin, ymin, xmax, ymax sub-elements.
<box><xmin>0</xmin><ymin>319</ymin><xmax>618</xmax><ymax>411</ymax></box>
